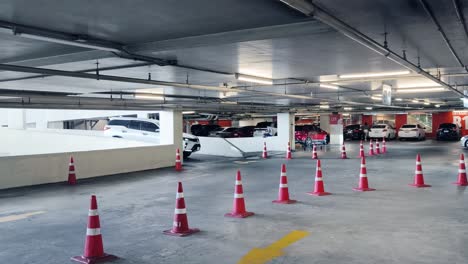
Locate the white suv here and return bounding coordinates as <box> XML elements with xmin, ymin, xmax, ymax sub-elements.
<box><xmin>104</xmin><ymin>117</ymin><xmax>201</xmax><ymax>158</ymax></box>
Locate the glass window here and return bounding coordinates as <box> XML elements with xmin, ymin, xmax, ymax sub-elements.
<box><xmin>129</xmin><ymin>120</ymin><xmax>141</xmax><ymax>130</ymax></box>
<box><xmin>402</xmin><ymin>125</ymin><xmax>416</xmax><ymax>128</ymax></box>
<box><xmin>141</xmin><ymin>122</ymin><xmax>159</xmax><ymax>132</ymax></box>
<box><xmin>108</xmin><ymin>119</ymin><xmax>130</xmax><ymax>127</ymax></box>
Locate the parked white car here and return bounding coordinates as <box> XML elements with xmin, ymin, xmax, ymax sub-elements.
<box><xmin>104</xmin><ymin>117</ymin><xmax>201</xmax><ymax>158</ymax></box>
<box><xmin>460</xmin><ymin>135</ymin><xmax>468</xmax><ymax>148</ymax></box>
<box><xmin>398</xmin><ymin>124</ymin><xmax>426</xmax><ymax>140</ymax></box>
<box><xmin>368</xmin><ymin>124</ymin><xmax>396</xmax><ymax>139</ymax></box>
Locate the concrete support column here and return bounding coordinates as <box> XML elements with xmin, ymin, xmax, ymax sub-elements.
<box><xmin>7</xmin><ymin>109</ymin><xmax>26</xmax><ymax>129</ymax></box>
<box><xmin>159</xmin><ymin>110</ymin><xmax>183</xmax><ymax>158</ymax></box>
<box><xmin>277</xmin><ymin>112</ymin><xmax>295</xmax><ymax>150</ymax></box>
<box><xmin>321</xmin><ymin>114</ymin><xmax>343</xmax><ymax>145</ymax></box>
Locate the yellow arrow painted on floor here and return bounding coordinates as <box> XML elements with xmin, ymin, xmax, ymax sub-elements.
<box><xmin>0</xmin><ymin>211</ymin><xmax>46</xmax><ymax>223</ymax></box>
<box><xmin>237</xmin><ymin>230</ymin><xmax>309</xmax><ymax>264</ymax></box>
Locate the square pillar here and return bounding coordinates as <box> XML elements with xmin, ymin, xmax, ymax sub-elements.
<box><xmin>277</xmin><ymin>112</ymin><xmax>295</xmax><ymax>150</ymax></box>
<box><xmin>159</xmin><ymin>110</ymin><xmax>183</xmax><ymax>156</ymax></box>
<box><xmin>7</xmin><ymin>109</ymin><xmax>26</xmax><ymax>129</ymax></box>
<box><xmin>321</xmin><ymin>114</ymin><xmax>343</xmax><ymax>145</ymax></box>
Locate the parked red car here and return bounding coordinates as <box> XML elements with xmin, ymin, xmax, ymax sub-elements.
<box><xmin>295</xmin><ymin>125</ymin><xmax>330</xmax><ymax>145</ymax></box>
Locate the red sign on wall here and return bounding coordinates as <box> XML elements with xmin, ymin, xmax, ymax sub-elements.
<box><xmin>452</xmin><ymin>111</ymin><xmax>468</xmax><ymax>136</ymax></box>
<box><xmin>329</xmin><ymin>114</ymin><xmax>342</xmax><ymax>125</ymax></box>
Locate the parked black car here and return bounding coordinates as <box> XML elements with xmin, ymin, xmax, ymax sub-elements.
<box><xmin>190</xmin><ymin>124</ymin><xmax>220</xmax><ymax>136</ymax></box>
<box><xmin>436</xmin><ymin>123</ymin><xmax>460</xmax><ymax>140</ymax></box>
<box><xmin>233</xmin><ymin>126</ymin><xmax>256</xmax><ymax>137</ymax></box>
<box><xmin>344</xmin><ymin>124</ymin><xmax>364</xmax><ymax>140</ymax></box>
<box><xmin>213</xmin><ymin>127</ymin><xmax>238</xmax><ymax>138</ymax></box>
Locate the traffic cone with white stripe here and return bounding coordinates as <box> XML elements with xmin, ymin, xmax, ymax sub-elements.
<box><xmin>262</xmin><ymin>142</ymin><xmax>268</xmax><ymax>159</ymax></box>
<box><xmin>454</xmin><ymin>154</ymin><xmax>468</xmax><ymax>186</ymax></box>
<box><xmin>353</xmin><ymin>157</ymin><xmax>376</xmax><ymax>191</ymax></box>
<box><xmin>225</xmin><ymin>170</ymin><xmax>254</xmax><ymax>218</ymax></box>
<box><xmin>308</xmin><ymin>160</ymin><xmax>331</xmax><ymax>196</ymax></box>
<box><xmin>286</xmin><ymin>142</ymin><xmax>292</xmax><ymax>160</ymax></box>
<box><xmin>409</xmin><ymin>154</ymin><xmax>431</xmax><ymax>188</ymax></box>
<box><xmin>375</xmin><ymin>139</ymin><xmax>381</xmax><ymax>154</ymax></box>
<box><xmin>312</xmin><ymin>144</ymin><xmax>318</xmax><ymax>159</ymax></box>
<box><xmin>71</xmin><ymin>195</ymin><xmax>117</xmax><ymax>263</ymax></box>
<box><xmin>273</xmin><ymin>164</ymin><xmax>296</xmax><ymax>204</ymax></box>
<box><xmin>164</xmin><ymin>182</ymin><xmax>200</xmax><ymax>236</ymax></box>
<box><xmin>382</xmin><ymin>138</ymin><xmax>387</xmax><ymax>153</ymax></box>
<box><xmin>358</xmin><ymin>141</ymin><xmax>365</xmax><ymax>158</ymax></box>
<box><xmin>368</xmin><ymin>140</ymin><xmax>375</xmax><ymax>156</ymax></box>
<box><xmin>175</xmin><ymin>148</ymin><xmax>182</xmax><ymax>172</ymax></box>
<box><xmin>68</xmin><ymin>156</ymin><xmax>77</xmax><ymax>185</ymax></box>
<box><xmin>341</xmin><ymin>143</ymin><xmax>348</xmax><ymax>159</ymax></box>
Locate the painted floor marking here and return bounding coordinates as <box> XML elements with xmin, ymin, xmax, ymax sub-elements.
<box><xmin>0</xmin><ymin>211</ymin><xmax>46</xmax><ymax>223</ymax></box>
<box><xmin>237</xmin><ymin>230</ymin><xmax>309</xmax><ymax>264</ymax></box>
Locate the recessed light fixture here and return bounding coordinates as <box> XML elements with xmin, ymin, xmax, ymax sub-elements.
<box><xmin>319</xmin><ymin>105</ymin><xmax>330</xmax><ymax>109</ymax></box>
<box><xmin>424</xmin><ymin>102</ymin><xmax>430</xmax><ymax>105</ymax></box>
<box><xmin>235</xmin><ymin>73</ymin><xmax>273</xmax><ymax>85</ymax></box>
<box><xmin>320</xmin><ymin>84</ymin><xmax>339</xmax><ymax>89</ymax></box>
<box><xmin>396</xmin><ymin>88</ymin><xmax>445</xmax><ymax>93</ymax></box>
<box><xmin>412</xmin><ymin>99</ymin><xmax>419</xmax><ymax>103</ymax></box>
<box><xmin>365</xmin><ymin>107</ymin><xmax>373</xmax><ymax>110</ymax></box>
<box><xmin>435</xmin><ymin>104</ymin><xmax>441</xmax><ymax>108</ymax></box>
<box><xmin>344</xmin><ymin>107</ymin><xmax>353</xmax><ymax>111</ymax></box>
<box><xmin>338</xmin><ymin>70</ymin><xmax>411</xmax><ymax>79</ymax></box>
<box><xmin>371</xmin><ymin>96</ymin><xmax>381</xmax><ymax>100</ymax></box>
<box><xmin>182</xmin><ymin>111</ymin><xmax>196</xmax><ymax>115</ymax></box>
<box><xmin>395</xmin><ymin>98</ymin><xmax>403</xmax><ymax>101</ymax></box>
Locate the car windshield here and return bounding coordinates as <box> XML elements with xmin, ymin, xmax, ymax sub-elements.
<box><xmin>439</xmin><ymin>123</ymin><xmax>456</xmax><ymax>129</ymax></box>
<box><xmin>372</xmin><ymin>125</ymin><xmax>386</xmax><ymax>129</ymax></box>
<box><xmin>402</xmin><ymin>125</ymin><xmax>416</xmax><ymax>128</ymax></box>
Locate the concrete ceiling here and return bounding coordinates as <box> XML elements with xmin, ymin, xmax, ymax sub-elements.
<box><xmin>0</xmin><ymin>0</ymin><xmax>467</xmax><ymax>113</ymax></box>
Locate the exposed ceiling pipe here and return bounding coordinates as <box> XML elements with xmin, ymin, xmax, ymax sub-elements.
<box><xmin>278</xmin><ymin>0</ymin><xmax>465</xmax><ymax>97</ymax></box>
<box><xmin>0</xmin><ymin>63</ymin><xmax>320</xmax><ymax>101</ymax></box>
<box><xmin>418</xmin><ymin>0</ymin><xmax>467</xmax><ymax>72</ymax></box>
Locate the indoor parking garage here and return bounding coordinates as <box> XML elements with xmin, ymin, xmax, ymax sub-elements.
<box><xmin>0</xmin><ymin>1</ymin><xmax>468</xmax><ymax>264</ymax></box>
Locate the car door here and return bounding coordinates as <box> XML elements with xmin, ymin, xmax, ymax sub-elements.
<box><xmin>125</xmin><ymin>120</ymin><xmax>142</xmax><ymax>141</ymax></box>
<box><xmin>140</xmin><ymin>121</ymin><xmax>161</xmax><ymax>144</ymax></box>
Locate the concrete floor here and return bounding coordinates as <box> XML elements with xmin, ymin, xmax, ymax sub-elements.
<box><xmin>0</xmin><ymin>140</ymin><xmax>467</xmax><ymax>264</ymax></box>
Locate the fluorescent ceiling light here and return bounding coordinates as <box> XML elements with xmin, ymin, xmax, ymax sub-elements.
<box><xmin>182</xmin><ymin>111</ymin><xmax>196</xmax><ymax>115</ymax></box>
<box><xmin>435</xmin><ymin>104</ymin><xmax>441</xmax><ymax>108</ymax></box>
<box><xmin>221</xmin><ymin>101</ymin><xmax>238</xmax><ymax>105</ymax></box>
<box><xmin>365</xmin><ymin>107</ymin><xmax>373</xmax><ymax>110</ymax></box>
<box><xmin>424</xmin><ymin>102</ymin><xmax>430</xmax><ymax>105</ymax></box>
<box><xmin>396</xmin><ymin>88</ymin><xmax>445</xmax><ymax>93</ymax></box>
<box><xmin>338</xmin><ymin>70</ymin><xmax>410</xmax><ymax>79</ymax></box>
<box><xmin>320</xmin><ymin>84</ymin><xmax>339</xmax><ymax>89</ymax></box>
<box><xmin>235</xmin><ymin>73</ymin><xmax>273</xmax><ymax>85</ymax></box>
<box><xmin>371</xmin><ymin>96</ymin><xmax>381</xmax><ymax>100</ymax></box>
<box><xmin>395</xmin><ymin>98</ymin><xmax>403</xmax><ymax>101</ymax></box>
<box><xmin>134</xmin><ymin>94</ymin><xmax>164</xmax><ymax>100</ymax></box>
<box><xmin>397</xmin><ymin>84</ymin><xmax>442</xmax><ymax>89</ymax></box>
<box><xmin>319</xmin><ymin>105</ymin><xmax>330</xmax><ymax>109</ymax></box>
<box><xmin>412</xmin><ymin>99</ymin><xmax>419</xmax><ymax>103</ymax></box>
<box><xmin>344</xmin><ymin>107</ymin><xmax>353</xmax><ymax>111</ymax></box>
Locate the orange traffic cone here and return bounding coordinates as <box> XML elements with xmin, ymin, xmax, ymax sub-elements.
<box><xmin>286</xmin><ymin>142</ymin><xmax>292</xmax><ymax>160</ymax></box>
<box><xmin>307</xmin><ymin>160</ymin><xmax>331</xmax><ymax>196</ymax></box>
<box><xmin>454</xmin><ymin>154</ymin><xmax>468</xmax><ymax>186</ymax></box>
<box><xmin>175</xmin><ymin>148</ymin><xmax>182</xmax><ymax>172</ymax></box>
<box><xmin>358</xmin><ymin>141</ymin><xmax>365</xmax><ymax>158</ymax></box>
<box><xmin>409</xmin><ymin>154</ymin><xmax>431</xmax><ymax>188</ymax></box>
<box><xmin>164</xmin><ymin>182</ymin><xmax>200</xmax><ymax>236</ymax></box>
<box><xmin>262</xmin><ymin>142</ymin><xmax>268</xmax><ymax>159</ymax></box>
<box><xmin>375</xmin><ymin>139</ymin><xmax>381</xmax><ymax>154</ymax></box>
<box><xmin>273</xmin><ymin>164</ymin><xmax>296</xmax><ymax>204</ymax></box>
<box><xmin>68</xmin><ymin>156</ymin><xmax>77</xmax><ymax>185</ymax></box>
<box><xmin>382</xmin><ymin>138</ymin><xmax>387</xmax><ymax>153</ymax></box>
<box><xmin>312</xmin><ymin>144</ymin><xmax>318</xmax><ymax>159</ymax></box>
<box><xmin>71</xmin><ymin>195</ymin><xmax>117</xmax><ymax>263</ymax></box>
<box><xmin>341</xmin><ymin>143</ymin><xmax>348</xmax><ymax>159</ymax></box>
<box><xmin>368</xmin><ymin>140</ymin><xmax>375</xmax><ymax>156</ymax></box>
<box><xmin>225</xmin><ymin>170</ymin><xmax>254</xmax><ymax>218</ymax></box>
<box><xmin>353</xmin><ymin>157</ymin><xmax>376</xmax><ymax>191</ymax></box>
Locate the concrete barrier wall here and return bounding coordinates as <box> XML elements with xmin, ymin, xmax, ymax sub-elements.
<box><xmin>0</xmin><ymin>144</ymin><xmax>175</xmax><ymax>190</ymax></box>
<box><xmin>197</xmin><ymin>136</ymin><xmax>285</xmax><ymax>157</ymax></box>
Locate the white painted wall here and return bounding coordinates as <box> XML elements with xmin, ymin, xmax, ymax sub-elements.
<box><xmin>197</xmin><ymin>136</ymin><xmax>287</xmax><ymax>157</ymax></box>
